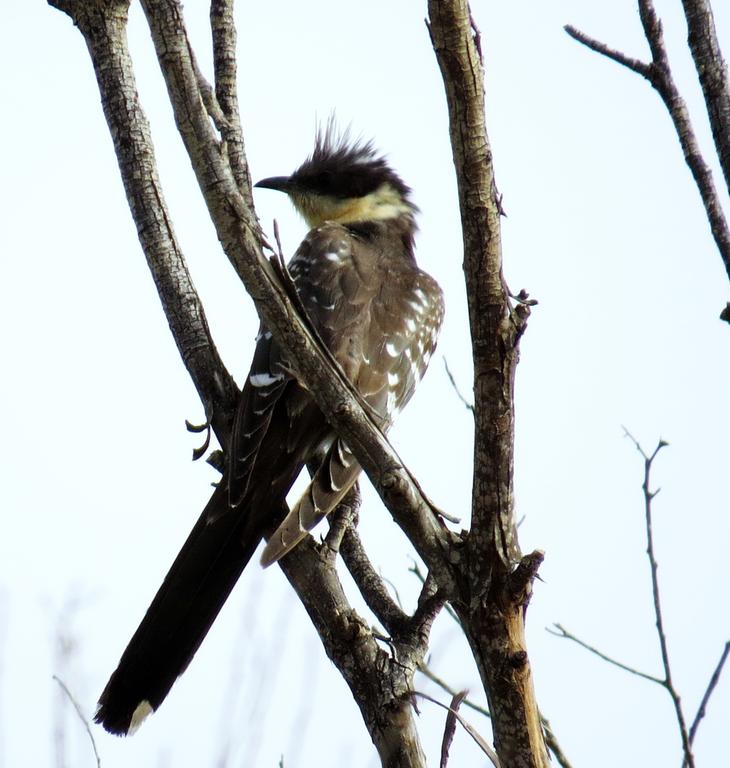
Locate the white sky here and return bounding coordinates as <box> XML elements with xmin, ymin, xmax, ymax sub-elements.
<box><xmin>1</xmin><ymin>1</ymin><xmax>728</xmax><ymax>767</ymax></box>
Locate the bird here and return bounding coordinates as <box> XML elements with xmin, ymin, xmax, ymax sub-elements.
<box><xmin>94</xmin><ymin>127</ymin><xmax>445</xmax><ymax>736</ymax></box>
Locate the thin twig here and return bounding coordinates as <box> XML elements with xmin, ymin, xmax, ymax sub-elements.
<box><xmin>547</xmin><ymin>624</ymin><xmax>663</xmax><ymax>685</ymax></box>
<box><xmin>419</xmin><ymin>663</ymin><xmax>574</xmax><ymax>768</ymax></box>
<box><xmin>52</xmin><ymin>676</ymin><xmax>101</xmax><ymax>768</ymax></box>
<box><xmin>540</xmin><ymin>716</ymin><xmax>574</xmax><ymax>768</ymax></box>
<box><xmin>623</xmin><ymin>429</ymin><xmax>694</xmax><ymax>768</ymax></box>
<box><xmin>688</xmin><ymin>640</ymin><xmax>730</xmax><ymax>745</ymax></box>
<box><xmin>413</xmin><ymin>690</ymin><xmax>501</xmax><ymax>767</ymax></box>
<box><xmin>564</xmin><ymin>24</ymin><xmax>651</xmax><ymax>78</ymax></box>
<box><xmin>440</xmin><ymin>689</ymin><xmax>467</xmax><ymax>768</ymax></box>
<box><xmin>442</xmin><ymin>356</ymin><xmax>474</xmax><ymax>413</ymax></box>
<box><xmin>418</xmin><ymin>663</ymin><xmax>490</xmax><ymax>719</ymax></box>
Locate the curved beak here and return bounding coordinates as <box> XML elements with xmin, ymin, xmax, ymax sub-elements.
<box><xmin>254</xmin><ymin>175</ymin><xmax>294</xmax><ymax>193</ymax></box>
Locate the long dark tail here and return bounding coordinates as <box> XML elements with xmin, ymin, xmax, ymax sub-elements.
<box><xmin>94</xmin><ymin>483</ymin><xmax>264</xmax><ymax>735</ymax></box>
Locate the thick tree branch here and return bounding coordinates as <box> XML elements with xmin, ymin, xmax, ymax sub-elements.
<box><xmin>210</xmin><ymin>0</ymin><xmax>255</xmax><ymax>203</ymax></box>
<box><xmin>567</xmin><ymin>1</ymin><xmax>730</xmax><ymax>312</ymax></box>
<box><xmin>279</xmin><ymin>537</ymin><xmax>429</xmax><ymax>768</ymax></box>
<box><xmin>428</xmin><ymin>2</ymin><xmax>546</xmax><ymax>767</ymax></box>
<box><xmin>680</xmin><ymin>0</ymin><xmax>730</xmax><ymax>198</ymax></box>
<box><xmin>47</xmin><ymin>0</ymin><xmax>239</xmax><ymax>444</ymax></box>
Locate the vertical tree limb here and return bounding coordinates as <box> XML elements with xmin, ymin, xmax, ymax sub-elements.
<box><xmin>428</xmin><ymin>2</ymin><xmax>546</xmax><ymax>767</ymax></box>
<box><xmin>210</xmin><ymin>0</ymin><xmax>256</xmax><ymax>204</ymax></box>
<box><xmin>680</xmin><ymin>0</ymin><xmax>730</xmax><ymax>198</ymax></box>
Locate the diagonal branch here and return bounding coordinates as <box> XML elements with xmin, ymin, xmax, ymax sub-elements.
<box><xmin>564</xmin><ymin>25</ymin><xmax>651</xmax><ymax>78</ymax></box>
<box><xmin>680</xmin><ymin>0</ymin><xmax>730</xmax><ymax>198</ymax></box>
<box><xmin>566</xmin><ymin>1</ymin><xmax>730</xmax><ymax>311</ymax></box>
<box><xmin>547</xmin><ymin>624</ymin><xmax>663</xmax><ymax>685</ymax></box>
<box><xmin>688</xmin><ymin>640</ymin><xmax>730</xmax><ymax>745</ymax></box>
<box><xmin>47</xmin><ymin>0</ymin><xmax>239</xmax><ymax>444</ymax></box>
<box><xmin>339</xmin><ymin>527</ymin><xmax>411</xmax><ymax>636</ymax></box>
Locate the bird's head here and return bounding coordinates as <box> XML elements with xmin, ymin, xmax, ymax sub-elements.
<box><xmin>255</xmin><ymin>128</ymin><xmax>417</xmax><ymax>229</ymax></box>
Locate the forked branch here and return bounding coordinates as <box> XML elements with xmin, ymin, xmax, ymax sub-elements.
<box><xmin>566</xmin><ymin>0</ymin><xmax>730</xmax><ymax>318</ymax></box>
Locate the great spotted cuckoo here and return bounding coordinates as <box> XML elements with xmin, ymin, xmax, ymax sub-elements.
<box><xmin>95</xmin><ymin>129</ymin><xmax>445</xmax><ymax>736</ymax></box>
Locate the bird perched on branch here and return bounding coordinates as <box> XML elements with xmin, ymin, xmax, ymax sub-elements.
<box><xmin>95</xmin><ymin>128</ymin><xmax>445</xmax><ymax>736</ymax></box>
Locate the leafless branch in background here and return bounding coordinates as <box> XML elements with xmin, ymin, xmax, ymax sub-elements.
<box><xmin>688</xmin><ymin>641</ymin><xmax>730</xmax><ymax>748</ymax></box>
<box><xmin>566</xmin><ymin>0</ymin><xmax>730</xmax><ymax>322</ymax></box>
<box><xmin>553</xmin><ymin>431</ymin><xmax>729</xmax><ymax>766</ymax></box>
<box><xmin>547</xmin><ymin>624</ymin><xmax>663</xmax><ymax>685</ymax></box>
<box><xmin>52</xmin><ymin>677</ymin><xmax>102</xmax><ymax>768</ymax></box>
<box><xmin>442</xmin><ymin>357</ymin><xmax>474</xmax><ymax>413</ymax></box>
<box><xmin>623</xmin><ymin>432</ymin><xmax>696</xmax><ymax>766</ymax></box>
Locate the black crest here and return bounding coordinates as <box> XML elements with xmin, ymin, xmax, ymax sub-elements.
<box><xmin>291</xmin><ymin>124</ymin><xmax>413</xmax><ymax>202</ymax></box>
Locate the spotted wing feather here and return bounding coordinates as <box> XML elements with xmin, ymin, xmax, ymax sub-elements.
<box><xmin>261</xmin><ymin>227</ymin><xmax>444</xmax><ymax>566</ymax></box>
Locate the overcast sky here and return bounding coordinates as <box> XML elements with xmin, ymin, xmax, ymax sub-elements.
<box><xmin>1</xmin><ymin>1</ymin><xmax>728</xmax><ymax>767</ymax></box>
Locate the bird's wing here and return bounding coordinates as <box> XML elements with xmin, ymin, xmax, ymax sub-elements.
<box><xmin>261</xmin><ymin>230</ymin><xmax>445</xmax><ymax>566</ymax></box>
<box><xmin>226</xmin><ymin>326</ymin><xmax>290</xmax><ymax>508</ymax></box>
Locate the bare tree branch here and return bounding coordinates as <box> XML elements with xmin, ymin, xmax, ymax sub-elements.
<box><xmin>564</xmin><ymin>25</ymin><xmax>652</xmax><ymax>78</ymax></box>
<box><xmin>442</xmin><ymin>357</ymin><xmax>474</xmax><ymax>413</ymax></box>
<box><xmin>623</xmin><ymin>430</ymin><xmax>694</xmax><ymax>768</ymax></box>
<box><xmin>566</xmin><ymin>1</ymin><xmax>730</xmax><ymax>315</ymax></box>
<box><xmin>210</xmin><ymin>0</ymin><xmax>255</xmax><ymax>203</ymax></box>
<box><xmin>337</xmin><ymin>516</ymin><xmax>412</xmax><ymax>636</ymax></box>
<box><xmin>413</xmin><ymin>689</ymin><xmax>500</xmax><ymax>768</ymax></box>
<box><xmin>547</xmin><ymin>624</ymin><xmax>663</xmax><ymax>685</ymax></box>
<box><xmin>681</xmin><ymin>0</ymin><xmax>730</xmax><ymax>196</ymax></box>
<box><xmin>53</xmin><ymin>676</ymin><xmax>101</xmax><ymax>768</ymax></box>
<box><xmin>428</xmin><ymin>2</ymin><xmax>545</xmax><ymax>765</ymax></box>
<box><xmin>688</xmin><ymin>640</ymin><xmax>730</xmax><ymax>746</ymax></box>
<box><xmin>440</xmin><ymin>689</ymin><xmax>467</xmax><ymax>768</ymax></box>
<box><xmin>280</xmin><ymin>537</ymin><xmax>430</xmax><ymax>768</ymax></box>
<box><xmin>418</xmin><ymin>663</ymin><xmax>573</xmax><ymax>768</ymax></box>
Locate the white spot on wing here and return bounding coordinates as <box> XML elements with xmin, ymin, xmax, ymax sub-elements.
<box><xmin>325</xmin><ymin>252</ymin><xmax>341</xmax><ymax>262</ymax></box>
<box><xmin>249</xmin><ymin>372</ymin><xmax>284</xmax><ymax>387</ymax></box>
<box><xmin>387</xmin><ymin>372</ymin><xmax>399</xmax><ymax>386</ymax></box>
<box><xmin>385</xmin><ymin>341</ymin><xmax>398</xmax><ymax>356</ymax></box>
<box><xmin>407</xmin><ymin>300</ymin><xmax>425</xmax><ymax>314</ymax></box>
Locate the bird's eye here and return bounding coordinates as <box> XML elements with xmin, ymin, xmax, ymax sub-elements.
<box><xmin>311</xmin><ymin>170</ymin><xmax>334</xmax><ymax>192</ymax></box>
